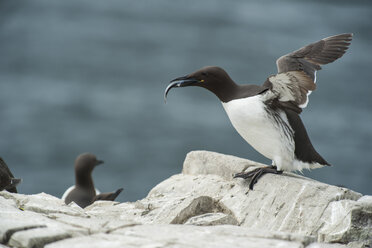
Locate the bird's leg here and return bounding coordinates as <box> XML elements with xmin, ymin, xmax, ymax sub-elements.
<box><xmin>234</xmin><ymin>167</ymin><xmax>263</xmax><ymax>179</ymax></box>
<box><xmin>234</xmin><ymin>166</ymin><xmax>283</xmax><ymax>190</ymax></box>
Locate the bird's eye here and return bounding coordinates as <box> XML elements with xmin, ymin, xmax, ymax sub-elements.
<box><xmin>201</xmin><ymin>72</ymin><xmax>208</xmax><ymax>76</ymax></box>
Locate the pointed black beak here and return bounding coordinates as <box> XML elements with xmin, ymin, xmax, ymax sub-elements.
<box><xmin>164</xmin><ymin>76</ymin><xmax>200</xmax><ymax>103</ymax></box>
<box><xmin>96</xmin><ymin>160</ymin><xmax>104</xmax><ymax>166</ymax></box>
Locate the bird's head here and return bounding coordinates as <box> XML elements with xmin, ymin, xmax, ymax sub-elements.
<box><xmin>164</xmin><ymin>66</ymin><xmax>235</xmax><ymax>102</ymax></box>
<box><xmin>74</xmin><ymin>153</ymin><xmax>104</xmax><ymax>175</ymax></box>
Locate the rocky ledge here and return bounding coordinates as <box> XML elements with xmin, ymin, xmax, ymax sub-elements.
<box><xmin>1</xmin><ymin>151</ymin><xmax>371</xmax><ymax>248</ymax></box>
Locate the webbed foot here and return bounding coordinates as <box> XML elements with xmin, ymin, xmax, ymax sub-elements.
<box><xmin>234</xmin><ymin>166</ymin><xmax>283</xmax><ymax>190</ymax></box>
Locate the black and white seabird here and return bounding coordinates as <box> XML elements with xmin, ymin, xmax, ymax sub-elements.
<box><xmin>62</xmin><ymin>153</ymin><xmax>123</xmax><ymax>208</ymax></box>
<box><xmin>0</xmin><ymin>157</ymin><xmax>21</xmax><ymax>193</ymax></box>
<box><xmin>164</xmin><ymin>33</ymin><xmax>353</xmax><ymax>189</ymax></box>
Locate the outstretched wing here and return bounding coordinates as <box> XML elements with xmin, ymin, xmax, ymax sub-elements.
<box><xmin>264</xmin><ymin>33</ymin><xmax>352</xmax><ymax>113</ymax></box>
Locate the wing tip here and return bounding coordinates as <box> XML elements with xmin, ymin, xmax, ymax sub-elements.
<box><xmin>324</xmin><ymin>33</ymin><xmax>353</xmax><ymax>42</ymax></box>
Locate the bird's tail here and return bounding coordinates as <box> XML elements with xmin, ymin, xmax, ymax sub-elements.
<box><xmin>94</xmin><ymin>188</ymin><xmax>124</xmax><ymax>201</ymax></box>
<box><xmin>114</xmin><ymin>188</ymin><xmax>124</xmax><ymax>198</ymax></box>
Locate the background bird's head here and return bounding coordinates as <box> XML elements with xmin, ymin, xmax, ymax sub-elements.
<box><xmin>74</xmin><ymin>153</ymin><xmax>104</xmax><ymax>176</ymax></box>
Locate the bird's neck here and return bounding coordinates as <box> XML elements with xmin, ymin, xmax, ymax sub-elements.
<box><xmin>75</xmin><ymin>170</ymin><xmax>95</xmax><ymax>189</ymax></box>
<box><xmin>208</xmin><ymin>82</ymin><xmax>269</xmax><ymax>103</ymax></box>
<box><xmin>205</xmin><ymin>80</ymin><xmax>241</xmax><ymax>103</ymax></box>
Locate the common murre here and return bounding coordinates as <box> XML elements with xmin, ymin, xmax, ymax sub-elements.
<box><xmin>164</xmin><ymin>33</ymin><xmax>353</xmax><ymax>189</ymax></box>
<box><xmin>62</xmin><ymin>153</ymin><xmax>123</xmax><ymax>208</ymax></box>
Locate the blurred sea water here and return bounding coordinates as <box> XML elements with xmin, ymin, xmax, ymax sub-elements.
<box><xmin>0</xmin><ymin>0</ymin><xmax>371</xmax><ymax>202</ymax></box>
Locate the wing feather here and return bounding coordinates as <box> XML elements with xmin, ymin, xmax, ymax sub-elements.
<box><xmin>276</xmin><ymin>33</ymin><xmax>352</xmax><ymax>80</ymax></box>
<box><xmin>266</xmin><ymin>34</ymin><xmax>352</xmax><ymax>113</ymax></box>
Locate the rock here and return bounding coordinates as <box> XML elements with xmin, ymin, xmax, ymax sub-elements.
<box><xmin>149</xmin><ymin>151</ymin><xmax>367</xmax><ymax>243</ymax></box>
<box><xmin>46</xmin><ymin>225</ymin><xmax>308</xmax><ymax>248</ymax></box>
<box><xmin>306</xmin><ymin>243</ymin><xmax>348</xmax><ymax>248</ymax></box>
<box><xmin>318</xmin><ymin>197</ymin><xmax>372</xmax><ymax>243</ymax></box>
<box><xmin>0</xmin><ymin>191</ymin><xmax>88</xmax><ymax>247</ymax></box>
<box><xmin>8</xmin><ymin>227</ymin><xmax>71</xmax><ymax>248</ymax></box>
<box><xmin>306</xmin><ymin>242</ymin><xmax>369</xmax><ymax>248</ymax></box>
<box><xmin>182</xmin><ymin>150</ymin><xmax>267</xmax><ymax>180</ymax></box>
<box><xmin>0</xmin><ymin>191</ymin><xmax>85</xmax><ymax>216</ymax></box>
<box><xmin>0</xmin><ymin>218</ymin><xmax>46</xmax><ymax>244</ymax></box>
<box><xmin>185</xmin><ymin>212</ymin><xmax>239</xmax><ymax>226</ymax></box>
<box><xmin>178</xmin><ymin>151</ymin><xmax>367</xmax><ymax>242</ymax></box>
<box><xmin>146</xmin><ymin>174</ymin><xmax>237</xmax><ymax>223</ymax></box>
<box><xmin>1</xmin><ymin>150</ymin><xmax>371</xmax><ymax>247</ymax></box>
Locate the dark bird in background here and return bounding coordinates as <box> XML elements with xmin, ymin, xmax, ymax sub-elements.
<box><xmin>62</xmin><ymin>153</ymin><xmax>123</xmax><ymax>208</ymax></box>
<box><xmin>0</xmin><ymin>157</ymin><xmax>21</xmax><ymax>193</ymax></box>
<box><xmin>165</xmin><ymin>34</ymin><xmax>353</xmax><ymax>189</ymax></box>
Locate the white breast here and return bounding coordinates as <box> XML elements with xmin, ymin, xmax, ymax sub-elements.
<box><xmin>222</xmin><ymin>95</ymin><xmax>295</xmax><ymax>171</ymax></box>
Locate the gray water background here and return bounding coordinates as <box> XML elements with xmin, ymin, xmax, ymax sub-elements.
<box><xmin>0</xmin><ymin>0</ymin><xmax>371</xmax><ymax>202</ymax></box>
